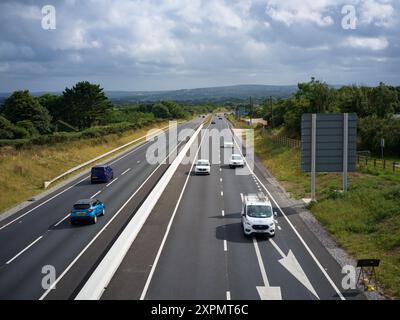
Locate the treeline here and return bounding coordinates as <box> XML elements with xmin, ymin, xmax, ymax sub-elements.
<box><xmin>0</xmin><ymin>81</ymin><xmax>212</xmax><ymax>148</ymax></box>
<box><xmin>259</xmin><ymin>78</ymin><xmax>400</xmax><ymax>155</ymax></box>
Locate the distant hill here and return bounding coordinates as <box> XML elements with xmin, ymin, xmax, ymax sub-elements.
<box><xmin>0</xmin><ymin>85</ymin><xmax>298</xmax><ymax>105</ymax></box>
<box><xmin>105</xmin><ymin>85</ymin><xmax>298</xmax><ymax>104</ymax></box>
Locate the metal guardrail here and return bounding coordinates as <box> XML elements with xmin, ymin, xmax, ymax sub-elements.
<box><xmin>43</xmin><ymin>123</ymin><xmax>174</xmax><ymax>189</ymax></box>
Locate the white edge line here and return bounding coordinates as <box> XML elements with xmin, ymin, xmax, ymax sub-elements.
<box><xmin>39</xmin><ymin>122</ymin><xmax>201</xmax><ymax>300</ymax></box>
<box><xmin>230</xmin><ymin>126</ymin><xmax>346</xmax><ymax>300</ymax></box>
<box><xmin>139</xmin><ymin>124</ymin><xmax>210</xmax><ymax>300</ymax></box>
<box><xmin>6</xmin><ymin>236</ymin><xmax>43</xmax><ymax>264</ymax></box>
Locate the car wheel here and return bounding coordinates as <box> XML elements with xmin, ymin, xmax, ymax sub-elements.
<box><xmin>92</xmin><ymin>215</ymin><xmax>97</xmax><ymax>224</ymax></box>
<box><xmin>100</xmin><ymin>208</ymin><xmax>105</xmax><ymax>216</ymax></box>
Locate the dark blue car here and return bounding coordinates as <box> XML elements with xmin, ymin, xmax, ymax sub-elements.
<box><xmin>70</xmin><ymin>199</ymin><xmax>105</xmax><ymax>225</ymax></box>
<box><xmin>91</xmin><ymin>165</ymin><xmax>113</xmax><ymax>183</ymax></box>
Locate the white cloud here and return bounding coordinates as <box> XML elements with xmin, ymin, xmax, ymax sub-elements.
<box><xmin>345</xmin><ymin>36</ymin><xmax>389</xmax><ymax>51</ymax></box>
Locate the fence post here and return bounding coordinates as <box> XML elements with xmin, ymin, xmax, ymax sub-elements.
<box><xmin>383</xmin><ymin>159</ymin><xmax>386</xmax><ymax>169</ymax></box>
<box><xmin>374</xmin><ymin>159</ymin><xmax>376</xmax><ymax>168</ymax></box>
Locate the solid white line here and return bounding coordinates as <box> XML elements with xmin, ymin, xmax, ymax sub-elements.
<box><xmin>139</xmin><ymin>124</ymin><xmax>210</xmax><ymax>300</ymax></box>
<box><xmin>230</xmin><ymin>130</ymin><xmax>345</xmax><ymax>300</ymax></box>
<box><xmin>252</xmin><ymin>237</ymin><xmax>270</xmax><ymax>287</ymax></box>
<box><xmin>54</xmin><ymin>214</ymin><xmax>70</xmax><ymax>227</ymax></box>
<box><xmin>223</xmin><ymin>240</ymin><xmax>228</xmax><ymax>252</ymax></box>
<box><xmin>226</xmin><ymin>291</ymin><xmax>231</xmax><ymax>300</ymax></box>
<box><xmin>6</xmin><ymin>236</ymin><xmax>43</xmax><ymax>264</ymax></box>
<box><xmin>121</xmin><ymin>168</ymin><xmax>131</xmax><ymax>175</ymax></box>
<box><xmin>39</xmin><ymin>124</ymin><xmax>198</xmax><ymax>300</ymax></box>
<box><xmin>106</xmin><ymin>178</ymin><xmax>118</xmax><ymax>187</ymax></box>
<box><xmin>221</xmin><ymin>210</ymin><xmax>225</xmax><ymax>217</ymax></box>
<box><xmin>0</xmin><ymin>175</ymin><xmax>89</xmax><ymax>231</ymax></box>
<box><xmin>90</xmin><ymin>191</ymin><xmax>102</xmax><ymax>199</ymax></box>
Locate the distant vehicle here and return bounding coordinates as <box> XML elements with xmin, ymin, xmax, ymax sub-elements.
<box><xmin>219</xmin><ymin>117</ymin><xmax>222</xmax><ymax>120</ymax></box>
<box><xmin>194</xmin><ymin>159</ymin><xmax>211</xmax><ymax>175</ymax></box>
<box><xmin>202</xmin><ymin>115</ymin><xmax>205</xmax><ymax>118</ymax></box>
<box><xmin>91</xmin><ymin>165</ymin><xmax>113</xmax><ymax>183</ymax></box>
<box><xmin>241</xmin><ymin>193</ymin><xmax>275</xmax><ymax>237</ymax></box>
<box><xmin>229</xmin><ymin>154</ymin><xmax>244</xmax><ymax>168</ymax></box>
<box><xmin>223</xmin><ymin>141</ymin><xmax>234</xmax><ymax>148</ymax></box>
<box><xmin>70</xmin><ymin>199</ymin><xmax>105</xmax><ymax>225</ymax></box>
<box><xmin>211</xmin><ymin>121</ymin><xmax>216</xmax><ymax>124</ymax></box>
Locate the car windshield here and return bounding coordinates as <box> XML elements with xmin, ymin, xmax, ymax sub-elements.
<box><xmin>92</xmin><ymin>167</ymin><xmax>105</xmax><ymax>174</ymax></box>
<box><xmin>197</xmin><ymin>160</ymin><xmax>209</xmax><ymax>166</ymax></box>
<box><xmin>247</xmin><ymin>205</ymin><xmax>272</xmax><ymax>218</ymax></box>
<box><xmin>73</xmin><ymin>204</ymin><xmax>91</xmax><ymax>210</ymax></box>
<box><xmin>232</xmin><ymin>155</ymin><xmax>242</xmax><ymax>160</ymax></box>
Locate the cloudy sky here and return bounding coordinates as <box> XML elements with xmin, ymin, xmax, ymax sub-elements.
<box><xmin>0</xmin><ymin>0</ymin><xmax>399</xmax><ymax>92</ymax></box>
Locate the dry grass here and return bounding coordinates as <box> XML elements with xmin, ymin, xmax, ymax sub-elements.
<box><xmin>0</xmin><ymin>121</ymin><xmax>171</xmax><ymax>213</ymax></box>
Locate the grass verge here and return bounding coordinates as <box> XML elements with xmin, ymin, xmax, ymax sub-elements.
<box><xmin>228</xmin><ymin>116</ymin><xmax>400</xmax><ymax>299</ymax></box>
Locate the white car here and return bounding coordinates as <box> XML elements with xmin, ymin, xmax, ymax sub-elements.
<box><xmin>194</xmin><ymin>159</ymin><xmax>211</xmax><ymax>175</ymax></box>
<box><xmin>241</xmin><ymin>193</ymin><xmax>275</xmax><ymax>237</ymax></box>
<box><xmin>229</xmin><ymin>154</ymin><xmax>244</xmax><ymax>168</ymax></box>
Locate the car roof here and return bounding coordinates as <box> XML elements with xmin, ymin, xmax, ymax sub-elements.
<box><xmin>231</xmin><ymin>154</ymin><xmax>242</xmax><ymax>157</ymax></box>
<box><xmin>74</xmin><ymin>199</ymin><xmax>95</xmax><ymax>205</ymax></box>
<box><xmin>197</xmin><ymin>159</ymin><xmax>210</xmax><ymax>163</ymax></box>
<box><xmin>92</xmin><ymin>165</ymin><xmax>108</xmax><ymax>168</ymax></box>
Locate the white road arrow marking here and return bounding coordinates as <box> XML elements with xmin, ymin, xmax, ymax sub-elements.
<box><xmin>252</xmin><ymin>237</ymin><xmax>282</xmax><ymax>300</ymax></box>
<box><xmin>269</xmin><ymin>239</ymin><xmax>319</xmax><ymax>299</ymax></box>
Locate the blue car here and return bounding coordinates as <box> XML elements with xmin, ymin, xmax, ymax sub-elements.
<box><xmin>91</xmin><ymin>165</ymin><xmax>113</xmax><ymax>183</ymax></box>
<box><xmin>70</xmin><ymin>199</ymin><xmax>105</xmax><ymax>225</ymax></box>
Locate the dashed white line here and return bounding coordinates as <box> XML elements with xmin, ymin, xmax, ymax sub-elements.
<box><xmin>121</xmin><ymin>168</ymin><xmax>131</xmax><ymax>175</ymax></box>
<box><xmin>223</xmin><ymin>240</ymin><xmax>228</xmax><ymax>252</ymax></box>
<box><xmin>274</xmin><ymin>219</ymin><xmax>278</xmax><ymax>224</ymax></box>
<box><xmin>54</xmin><ymin>214</ymin><xmax>70</xmax><ymax>227</ymax></box>
<box><xmin>106</xmin><ymin>177</ymin><xmax>118</xmax><ymax>187</ymax></box>
<box><xmin>277</xmin><ymin>226</ymin><xmax>282</xmax><ymax>231</ymax></box>
<box><xmin>221</xmin><ymin>210</ymin><xmax>225</xmax><ymax>217</ymax></box>
<box><xmin>220</xmin><ymin>178</ymin><xmax>223</xmax><ymax>182</ymax></box>
<box><xmin>90</xmin><ymin>191</ymin><xmax>102</xmax><ymax>199</ymax></box>
<box><xmin>226</xmin><ymin>291</ymin><xmax>231</xmax><ymax>300</ymax></box>
<box><xmin>6</xmin><ymin>236</ymin><xmax>43</xmax><ymax>264</ymax></box>
<box><xmin>221</xmin><ymin>191</ymin><xmax>224</xmax><ymax>196</ymax></box>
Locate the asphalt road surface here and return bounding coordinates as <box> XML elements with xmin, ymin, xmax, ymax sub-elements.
<box><xmin>102</xmin><ymin>115</ymin><xmax>365</xmax><ymax>300</ymax></box>
<box><xmin>0</xmin><ymin>118</ymin><xmax>202</xmax><ymax>299</ymax></box>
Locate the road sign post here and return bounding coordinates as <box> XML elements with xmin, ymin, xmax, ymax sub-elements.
<box><xmin>343</xmin><ymin>113</ymin><xmax>348</xmax><ymax>192</ymax></box>
<box><xmin>301</xmin><ymin>113</ymin><xmax>357</xmax><ymax>200</ymax></box>
<box><xmin>311</xmin><ymin>114</ymin><xmax>316</xmax><ymax>201</ymax></box>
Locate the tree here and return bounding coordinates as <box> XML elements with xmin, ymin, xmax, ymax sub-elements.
<box><xmin>152</xmin><ymin>103</ymin><xmax>171</xmax><ymax>119</ymax></box>
<box><xmin>2</xmin><ymin>90</ymin><xmax>51</xmax><ymax>133</ymax></box>
<box><xmin>61</xmin><ymin>81</ymin><xmax>113</xmax><ymax>129</ymax></box>
<box><xmin>0</xmin><ymin>115</ymin><xmax>15</xmax><ymax>139</ymax></box>
<box><xmin>38</xmin><ymin>94</ymin><xmax>64</xmax><ymax>121</ymax></box>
